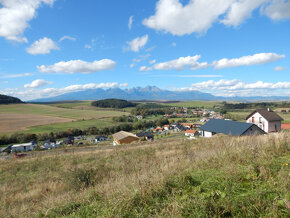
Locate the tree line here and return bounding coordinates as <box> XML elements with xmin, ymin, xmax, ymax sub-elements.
<box><xmin>91</xmin><ymin>99</ymin><xmax>137</xmax><ymax>109</ymax></box>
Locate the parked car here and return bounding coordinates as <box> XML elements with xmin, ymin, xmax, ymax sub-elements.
<box><xmin>14</xmin><ymin>153</ymin><xmax>28</xmax><ymax>158</ymax></box>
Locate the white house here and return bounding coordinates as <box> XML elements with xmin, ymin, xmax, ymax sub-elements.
<box><xmin>246</xmin><ymin>108</ymin><xmax>283</xmax><ymax>133</ymax></box>
<box><xmin>185</xmin><ymin>130</ymin><xmax>198</xmax><ymax>137</ymax></box>
<box><xmin>11</xmin><ymin>142</ymin><xmax>37</xmax><ymax>152</ymax></box>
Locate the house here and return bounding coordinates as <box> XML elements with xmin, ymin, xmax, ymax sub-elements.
<box><xmin>163</xmin><ymin>125</ymin><xmax>170</xmax><ymax>130</ymax></box>
<box><xmin>281</xmin><ymin>123</ymin><xmax>290</xmax><ymax>130</ymax></box>
<box><xmin>11</xmin><ymin>141</ymin><xmax>37</xmax><ymax>152</ymax></box>
<box><xmin>95</xmin><ymin>136</ymin><xmax>107</xmax><ymax>143</ymax></box>
<box><xmin>42</xmin><ymin>139</ymin><xmax>56</xmax><ymax>149</ymax></box>
<box><xmin>185</xmin><ymin>130</ymin><xmax>198</xmax><ymax>137</ymax></box>
<box><xmin>180</xmin><ymin>123</ymin><xmax>194</xmax><ymax>129</ymax></box>
<box><xmin>246</xmin><ymin>108</ymin><xmax>283</xmax><ymax>133</ymax></box>
<box><xmin>62</xmin><ymin>136</ymin><xmax>74</xmax><ymax>145</ymax></box>
<box><xmin>175</xmin><ymin>124</ymin><xmax>187</xmax><ymax>131</ymax></box>
<box><xmin>152</xmin><ymin>127</ymin><xmax>163</xmax><ymax>132</ymax></box>
<box><xmin>136</xmin><ymin>132</ymin><xmax>154</xmax><ymax>141</ymax></box>
<box><xmin>112</xmin><ymin>131</ymin><xmax>139</xmax><ymax>145</ymax></box>
<box><xmin>200</xmin><ymin>119</ymin><xmax>265</xmax><ymax>137</ymax></box>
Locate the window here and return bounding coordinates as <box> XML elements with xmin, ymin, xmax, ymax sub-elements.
<box><xmin>252</xmin><ymin>117</ymin><xmax>255</xmax><ymax>123</ymax></box>
<box><xmin>259</xmin><ymin>117</ymin><xmax>262</xmax><ymax>123</ymax></box>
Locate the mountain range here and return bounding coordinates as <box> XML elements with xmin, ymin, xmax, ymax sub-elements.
<box><xmin>30</xmin><ymin>86</ymin><xmax>289</xmax><ymax>102</ymax></box>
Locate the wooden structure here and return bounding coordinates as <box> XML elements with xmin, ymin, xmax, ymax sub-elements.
<box><xmin>112</xmin><ymin>131</ymin><xmax>139</xmax><ymax>145</ymax></box>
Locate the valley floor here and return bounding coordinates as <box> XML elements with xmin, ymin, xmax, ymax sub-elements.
<box><xmin>0</xmin><ymin>132</ymin><xmax>289</xmax><ymax>217</ymax></box>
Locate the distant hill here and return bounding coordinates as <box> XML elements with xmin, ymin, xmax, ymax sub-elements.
<box><xmin>91</xmin><ymin>99</ymin><xmax>137</xmax><ymax>109</ymax></box>
<box><xmin>0</xmin><ymin>94</ymin><xmax>23</xmax><ymax>104</ymax></box>
<box><xmin>31</xmin><ymin>86</ymin><xmax>218</xmax><ymax>102</ymax></box>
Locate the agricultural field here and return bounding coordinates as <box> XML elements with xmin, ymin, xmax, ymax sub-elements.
<box><xmin>162</xmin><ymin>101</ymin><xmax>223</xmax><ymax>108</ymax></box>
<box><xmin>0</xmin><ymin>103</ymin><xmax>129</xmax><ymax>134</ymax></box>
<box><xmin>0</xmin><ymin>132</ymin><xmax>289</xmax><ymax>217</ymax></box>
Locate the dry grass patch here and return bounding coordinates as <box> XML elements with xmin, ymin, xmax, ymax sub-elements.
<box><xmin>0</xmin><ymin>113</ymin><xmax>74</xmax><ymax>133</ymax></box>
<box><xmin>0</xmin><ymin>133</ymin><xmax>289</xmax><ymax>217</ymax></box>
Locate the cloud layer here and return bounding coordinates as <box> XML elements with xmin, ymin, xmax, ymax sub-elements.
<box><xmin>1</xmin><ymin>82</ymin><xmax>128</xmax><ymax>101</ymax></box>
<box><xmin>0</xmin><ymin>0</ymin><xmax>55</xmax><ymax>42</ymax></box>
<box><xmin>140</xmin><ymin>52</ymin><xmax>285</xmax><ymax>71</ymax></box>
<box><xmin>179</xmin><ymin>79</ymin><xmax>290</xmax><ymax>96</ymax></box>
<box><xmin>37</xmin><ymin>59</ymin><xmax>116</xmax><ymax>74</ymax></box>
<box><xmin>143</xmin><ymin>0</ymin><xmax>290</xmax><ymax>36</ymax></box>
<box><xmin>26</xmin><ymin>37</ymin><xmax>59</xmax><ymax>55</ymax></box>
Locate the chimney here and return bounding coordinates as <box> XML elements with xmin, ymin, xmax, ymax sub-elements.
<box><xmin>268</xmin><ymin>108</ymin><xmax>270</xmax><ymax>112</ymax></box>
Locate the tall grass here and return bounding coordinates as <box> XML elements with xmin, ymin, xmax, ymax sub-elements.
<box><xmin>0</xmin><ymin>132</ymin><xmax>289</xmax><ymax>217</ymax></box>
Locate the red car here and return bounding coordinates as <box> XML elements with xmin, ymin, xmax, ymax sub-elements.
<box><xmin>13</xmin><ymin>153</ymin><xmax>28</xmax><ymax>158</ymax></box>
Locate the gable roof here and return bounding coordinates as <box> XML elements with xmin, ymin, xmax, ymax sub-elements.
<box><xmin>246</xmin><ymin>109</ymin><xmax>283</xmax><ymax>121</ymax></box>
<box><xmin>113</xmin><ymin>131</ymin><xmax>138</xmax><ymax>141</ymax></box>
<box><xmin>200</xmin><ymin>119</ymin><xmax>259</xmax><ymax>136</ymax></box>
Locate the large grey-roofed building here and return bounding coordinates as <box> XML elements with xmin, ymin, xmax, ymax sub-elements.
<box><xmin>200</xmin><ymin>119</ymin><xmax>265</xmax><ymax>137</ymax></box>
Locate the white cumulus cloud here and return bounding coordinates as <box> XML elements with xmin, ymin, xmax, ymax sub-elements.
<box><xmin>213</xmin><ymin>53</ymin><xmax>285</xmax><ymax>69</ymax></box>
<box><xmin>26</xmin><ymin>37</ymin><xmax>59</xmax><ymax>55</ymax></box>
<box><xmin>143</xmin><ymin>0</ymin><xmax>233</xmax><ymax>35</ymax></box>
<box><xmin>262</xmin><ymin>0</ymin><xmax>290</xmax><ymax>20</ymax></box>
<box><xmin>221</xmin><ymin>0</ymin><xmax>268</xmax><ymax>26</ymax></box>
<box><xmin>126</xmin><ymin>35</ymin><xmax>149</xmax><ymax>52</ymax></box>
<box><xmin>24</xmin><ymin>79</ymin><xmax>52</xmax><ymax>88</ymax></box>
<box><xmin>139</xmin><ymin>66</ymin><xmax>153</xmax><ymax>72</ymax></box>
<box><xmin>143</xmin><ymin>0</ymin><xmax>290</xmax><ymax>36</ymax></box>
<box><xmin>0</xmin><ymin>0</ymin><xmax>55</xmax><ymax>42</ymax></box>
<box><xmin>37</xmin><ymin>59</ymin><xmax>116</xmax><ymax>74</ymax></box>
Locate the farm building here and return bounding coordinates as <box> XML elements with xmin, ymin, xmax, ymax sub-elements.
<box><xmin>200</xmin><ymin>119</ymin><xmax>265</xmax><ymax>137</ymax></box>
<box><xmin>185</xmin><ymin>130</ymin><xmax>198</xmax><ymax>137</ymax></box>
<box><xmin>11</xmin><ymin>141</ymin><xmax>37</xmax><ymax>152</ymax></box>
<box><xmin>136</xmin><ymin>132</ymin><xmax>154</xmax><ymax>141</ymax></box>
<box><xmin>246</xmin><ymin>108</ymin><xmax>283</xmax><ymax>133</ymax></box>
<box><xmin>112</xmin><ymin>131</ymin><xmax>139</xmax><ymax>145</ymax></box>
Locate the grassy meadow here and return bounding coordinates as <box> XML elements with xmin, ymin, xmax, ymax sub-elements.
<box><xmin>0</xmin><ymin>132</ymin><xmax>289</xmax><ymax>217</ymax></box>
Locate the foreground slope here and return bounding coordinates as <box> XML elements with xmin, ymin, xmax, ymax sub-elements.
<box><xmin>0</xmin><ymin>132</ymin><xmax>289</xmax><ymax>217</ymax></box>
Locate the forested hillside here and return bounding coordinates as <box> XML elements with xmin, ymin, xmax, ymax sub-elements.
<box><xmin>0</xmin><ymin>94</ymin><xmax>22</xmax><ymax>104</ymax></box>
<box><xmin>91</xmin><ymin>99</ymin><xmax>137</xmax><ymax>108</ymax></box>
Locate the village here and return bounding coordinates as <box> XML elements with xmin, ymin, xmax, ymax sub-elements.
<box><xmin>1</xmin><ymin>107</ymin><xmax>288</xmax><ymax>157</ymax></box>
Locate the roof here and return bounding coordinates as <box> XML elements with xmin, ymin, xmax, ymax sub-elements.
<box><xmin>136</xmin><ymin>132</ymin><xmax>154</xmax><ymax>137</ymax></box>
<box><xmin>95</xmin><ymin>135</ymin><xmax>107</xmax><ymax>139</ymax></box>
<box><xmin>281</xmin><ymin>123</ymin><xmax>290</xmax><ymax>130</ymax></box>
<box><xmin>112</xmin><ymin>131</ymin><xmax>138</xmax><ymax>141</ymax></box>
<box><xmin>246</xmin><ymin>109</ymin><xmax>283</xmax><ymax>121</ymax></box>
<box><xmin>185</xmin><ymin>130</ymin><xmax>197</xmax><ymax>134</ymax></box>
<box><xmin>12</xmin><ymin>142</ymin><xmax>35</xmax><ymax>148</ymax></box>
<box><xmin>200</xmin><ymin>119</ymin><xmax>259</xmax><ymax>136</ymax></box>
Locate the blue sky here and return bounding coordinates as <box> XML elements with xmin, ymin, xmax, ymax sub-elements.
<box><xmin>0</xmin><ymin>0</ymin><xmax>290</xmax><ymax>100</ymax></box>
